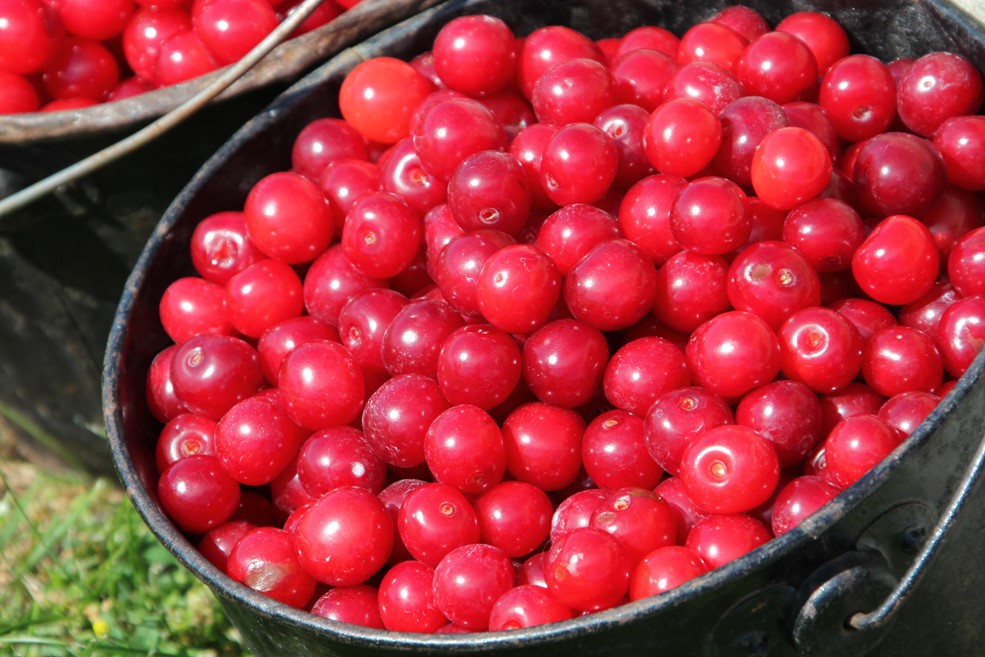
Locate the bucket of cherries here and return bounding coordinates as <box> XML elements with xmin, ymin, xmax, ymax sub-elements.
<box><xmin>104</xmin><ymin>0</ymin><xmax>985</xmax><ymax>654</ymax></box>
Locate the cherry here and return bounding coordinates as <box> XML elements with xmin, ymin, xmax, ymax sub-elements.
<box><xmin>898</xmin><ymin>281</ymin><xmax>959</xmax><ymax>340</ymax></box>
<box><xmin>215</xmin><ymin>393</ymin><xmax>305</xmax><ymax>486</ymax></box>
<box><xmin>936</xmin><ymin>295</ymin><xmax>985</xmax><ymax>378</ymax></box>
<box><xmin>310</xmin><ymin>585</ymin><xmax>384</xmax><ymax>628</ymax></box>
<box><xmin>686</xmin><ymin>311</ymin><xmax>781</xmax><ymax>400</ymax></box>
<box><xmin>256</xmin><ymin>316</ymin><xmax>338</xmax><ymax>385</ymax></box>
<box><xmin>896</xmin><ymin>51</ymin><xmax>984</xmax><ymax>137</ymax></box>
<box><xmin>536</xmin><ymin>203</ymin><xmax>621</xmax><ymax>275</ymax></box>
<box><xmin>488</xmin><ymin>584</ymin><xmax>573</xmax><ymax>630</ymax></box>
<box><xmin>146</xmin><ymin>345</ymin><xmax>189</xmax><ymax>423</ymax></box>
<box><xmin>516</xmin><ymin>25</ymin><xmax>603</xmax><ymax>100</ymax></box>
<box><xmin>0</xmin><ymin>70</ymin><xmax>39</xmax><ymax>112</ymax></box>
<box><xmin>42</xmin><ymin>37</ymin><xmax>120</xmax><ymax>102</ymax></box>
<box><xmin>190</xmin><ymin>211</ymin><xmax>265</xmax><ymax>285</ymax></box>
<box><xmin>593</xmin><ymin>103</ymin><xmax>654</xmax><ymax>189</ymax></box>
<box><xmin>644</xmin><ymin>386</ymin><xmax>734</xmax><ymax>477</ymax></box>
<box><xmin>819</xmin><ymin>382</ymin><xmax>887</xmax><ymax>435</ymax></box>
<box><xmin>582</xmin><ymin>410</ymin><xmax>663</xmax><ymax>490</ymax></box>
<box><xmin>227</xmin><ymin>526</ymin><xmax>316</xmax><ymax>608</ymax></box>
<box><xmin>714</xmin><ymin>95</ymin><xmax>788</xmax><ymax>188</ymax></box>
<box><xmin>158</xmin><ymin>455</ymin><xmax>240</xmax><ymax>535</ymax></box>
<box><xmin>294</xmin><ymin>486</ymin><xmax>393</xmax><ymax>586</ymax></box>
<box><xmin>934</xmin><ymin>116</ymin><xmax>985</xmax><ymax>191</ymax></box>
<box><xmin>296</xmin><ymin>426</ymin><xmax>386</xmax><ymax>497</ymax></box>
<box><xmin>244</xmin><ymin>171</ymin><xmax>336</xmax><ymax>265</ymax></box>
<box><xmin>737</xmin><ymin>31</ymin><xmax>819</xmax><ymax>105</ymax></box>
<box><xmin>192</xmin><ymin>0</ymin><xmax>277</xmax><ymax>65</ymax></box>
<box><xmin>776</xmin><ymin>11</ymin><xmax>849</xmax><ymax>75</ymax></box>
<box><xmin>727</xmin><ymin>241</ymin><xmax>821</xmax><ymax>330</ymax></box>
<box><xmin>291</xmin><ymin>117</ymin><xmax>368</xmax><ymax>181</ymax></box>
<box><xmin>782</xmin><ymin>198</ymin><xmax>865</xmax><ymax>273</ymax></box>
<box><xmin>412</xmin><ymin>98</ymin><xmax>507</xmax><ymax>181</ymax></box>
<box><xmin>864</xmin><ymin>325</ymin><xmax>945</xmax><ymax>397</ymax></box>
<box><xmin>198</xmin><ymin>520</ymin><xmax>254</xmax><ymax>572</ymax></box>
<box><xmin>852</xmin><ymin>132</ymin><xmax>947</xmax><ymax>218</ymax></box>
<box><xmin>821</xmin><ymin>414</ymin><xmax>903</xmax><ymax>489</ymax></box>
<box><xmin>684</xmin><ymin>513</ymin><xmax>772</xmax><ymax>570</ymax></box>
<box><xmin>617</xmin><ymin>174</ymin><xmax>685</xmax><ymax>265</ymax></box>
<box><xmin>381</xmin><ymin>298</ymin><xmax>465</xmax><ymax>378</ymax></box>
<box><xmin>544</xmin><ymin>527</ymin><xmax>632</xmax><ymax>612</ymax></box>
<box><xmin>379</xmin><ymin>136</ymin><xmax>448</xmax><ymax>214</ymax></box>
<box><xmin>225</xmin><ymin>258</ymin><xmax>304</xmax><ymax>339</ymax></box>
<box><xmin>652</xmin><ymin>250</ymin><xmax>730</xmax><ymax>334</ymax></box>
<box><xmin>378</xmin><ymin>560</ymin><xmax>448</xmax><ymax>632</ymax></box>
<box><xmin>436</xmin><ymin>324</ymin><xmax>521</xmax><ymax>410</ymax></box>
<box><xmin>654</xmin><ymin>476</ymin><xmax>708</xmax><ymax>541</ymax></box>
<box><xmin>433</xmin><ymin>543</ymin><xmax>515</xmax><ymax>630</ymax></box>
<box><xmin>155</xmin><ymin>412</ymin><xmax>217</xmax><ymax>473</ymax></box>
<box><xmin>278</xmin><ymin>340</ymin><xmax>364</xmax><ymax>431</ymax></box>
<box><xmin>341</xmin><ymin>191</ymin><xmax>422</xmax><ymax>280</ymax></box>
<box><xmin>663</xmin><ymin>61</ymin><xmax>743</xmax><ymax>114</ymax></box>
<box><xmin>447</xmin><ymin>150</ymin><xmax>531</xmax><ymax>236</ymax></box>
<box><xmin>0</xmin><ymin>0</ymin><xmax>63</xmax><ymax>75</ymax></box>
<box><xmin>610</xmin><ymin>48</ymin><xmax>678</xmax><ymax>111</ymax></box>
<box><xmin>540</xmin><ymin>122</ymin><xmax>619</xmax><ymax>206</ymax></box>
<box><xmin>852</xmin><ymin>214</ymin><xmax>940</xmax><ymax>306</ymax></box>
<box><xmin>424</xmin><ymin>404</ymin><xmax>506</xmax><ymax>495</ymax></box>
<box><xmin>679</xmin><ymin>425</ymin><xmax>780</xmax><ymax>515</ymax></box>
<box><xmin>751</xmin><ymin>127</ymin><xmax>832</xmax><ymax>211</ymax></box>
<box><xmin>770</xmin><ymin>476</ymin><xmax>841</xmax><ymax>536</ymax></box>
<box><xmin>629</xmin><ymin>545</ymin><xmax>709</xmax><ymax>600</ymax></box>
<box><xmin>337</xmin><ymin>288</ymin><xmax>408</xmax><ymax>377</ymax></box>
<box><xmin>644</xmin><ymin>97</ymin><xmax>723</xmax><ymax>178</ymax></box>
<box><xmin>476</xmin><ymin>243</ymin><xmax>560</xmax><ymax>334</ymax></box>
<box><xmin>159</xmin><ymin>277</ymin><xmax>233</xmax><ymax>344</ymax></box>
<box><xmin>778</xmin><ymin>306</ymin><xmax>864</xmax><ymax>394</ymax></box>
<box><xmin>878</xmin><ymin>391</ymin><xmax>941</xmax><ymax>437</ymax></box>
<box><xmin>501</xmin><ymin>402</ymin><xmax>585</xmax><ymax>491</ymax></box>
<box><xmin>303</xmin><ymin>244</ymin><xmax>386</xmax><ymax>326</ymax></box>
<box><xmin>948</xmin><ymin>227</ymin><xmax>985</xmax><ymax>298</ymax></box>
<box><xmin>170</xmin><ymin>334</ymin><xmax>262</xmax><ymax>420</ymax></box>
<box><xmin>435</xmin><ymin>229</ymin><xmax>515</xmax><ymax>318</ymax></box>
<box><xmin>564</xmin><ymin>239</ymin><xmax>657</xmax><ymax>332</ymax></box>
<box><xmin>819</xmin><ymin>54</ymin><xmax>897</xmax><ymax>142</ymax></box>
<box><xmin>339</xmin><ymin>57</ymin><xmax>434</xmax><ymax>144</ymax></box>
<box><xmin>615</xmin><ymin>25</ymin><xmax>679</xmax><ymax>58</ymax></box>
<box><xmin>590</xmin><ymin>487</ymin><xmax>677</xmax><ymax>564</ymax></box>
<box><xmin>736</xmin><ymin>380</ymin><xmax>824</xmax><ymax>468</ymax></box>
<box><xmin>710</xmin><ymin>5</ymin><xmax>770</xmax><ymax>42</ymax></box>
<box><xmin>432</xmin><ymin>14</ymin><xmax>516</xmax><ymax>97</ymax></box>
<box><xmin>155</xmin><ymin>29</ymin><xmax>218</xmax><ymax>87</ymax></box>
<box><xmin>398</xmin><ymin>482</ymin><xmax>479</xmax><ymax>567</ymax></box>
<box><xmin>670</xmin><ymin>176</ymin><xmax>751</xmax><ymax>256</ymax></box>
<box><xmin>531</xmin><ymin>56</ymin><xmax>615</xmax><ymax>126</ymax></box>
<box><xmin>603</xmin><ymin>337</ymin><xmax>691</xmax><ymax>417</ymax></box>
<box><xmin>677</xmin><ymin>21</ymin><xmax>747</xmax><ymax>74</ymax></box>
<box><xmin>920</xmin><ymin>187</ymin><xmax>985</xmax><ymax>259</ymax></box>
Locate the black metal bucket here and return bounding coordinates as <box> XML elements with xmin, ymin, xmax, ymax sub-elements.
<box><xmin>103</xmin><ymin>0</ymin><xmax>985</xmax><ymax>654</ymax></box>
<box><xmin>0</xmin><ymin>0</ymin><xmax>443</xmax><ymax>474</ymax></box>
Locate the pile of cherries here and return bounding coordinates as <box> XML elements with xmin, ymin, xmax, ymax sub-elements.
<box><xmin>0</xmin><ymin>0</ymin><xmax>359</xmax><ymax>114</ymax></box>
<box><xmin>146</xmin><ymin>5</ymin><xmax>985</xmax><ymax>633</ymax></box>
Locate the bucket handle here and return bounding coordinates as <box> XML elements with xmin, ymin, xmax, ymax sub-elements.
<box><xmin>845</xmin><ymin>427</ymin><xmax>985</xmax><ymax>631</ymax></box>
<box><xmin>0</xmin><ymin>0</ymin><xmax>333</xmax><ymax>219</ymax></box>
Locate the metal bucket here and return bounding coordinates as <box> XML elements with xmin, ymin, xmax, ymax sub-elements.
<box><xmin>103</xmin><ymin>0</ymin><xmax>985</xmax><ymax>654</ymax></box>
<box><xmin>0</xmin><ymin>0</ymin><xmax>443</xmax><ymax>474</ymax></box>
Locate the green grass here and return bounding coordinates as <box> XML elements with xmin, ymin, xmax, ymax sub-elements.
<box><xmin>0</xmin><ymin>462</ymin><xmax>245</xmax><ymax>657</ymax></box>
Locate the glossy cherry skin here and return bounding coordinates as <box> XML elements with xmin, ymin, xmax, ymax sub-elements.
<box><xmin>225</xmin><ymin>258</ymin><xmax>304</xmax><ymax>339</ymax></box>
<box><xmin>778</xmin><ymin>306</ymin><xmax>864</xmax><ymax>394</ymax></box>
<box><xmin>896</xmin><ymin>51</ymin><xmax>984</xmax><ymax>137</ymax></box>
<box><xmin>776</xmin><ymin>11</ymin><xmax>849</xmax><ymax>75</ymax></box>
<box><xmin>582</xmin><ymin>410</ymin><xmax>663</xmax><ymax>490</ymax></box>
<box><xmin>544</xmin><ymin>527</ymin><xmax>633</xmax><ymax>612</ymax></box>
<box><xmin>862</xmin><ymin>326</ymin><xmax>944</xmax><ymax>398</ymax></box>
<box><xmin>751</xmin><ymin>127</ymin><xmax>832</xmax><ymax>211</ymax></box>
<box><xmin>644</xmin><ymin>97</ymin><xmax>722</xmax><ymax>178</ymax></box>
<box><xmin>670</xmin><ymin>176</ymin><xmax>751</xmax><ymax>256</ymax></box>
<box><xmin>381</xmin><ymin>298</ymin><xmax>465</xmax><ymax>378</ymax></box>
<box><xmin>537</xmin><ymin>203</ymin><xmax>622</xmax><ymax>274</ymax></box>
<box><xmin>158</xmin><ymin>455</ymin><xmax>240</xmax><ymax>535</ymax></box>
<box><xmin>424</xmin><ymin>404</ymin><xmax>506</xmax><ymax>495</ymax></box>
<box><xmin>227</xmin><ymin>527</ymin><xmax>316</xmax><ymax>609</ymax></box>
<box><xmin>590</xmin><ymin>487</ymin><xmax>678</xmax><ymax>564</ymax></box>
<box><xmin>146</xmin><ymin>346</ymin><xmax>189</xmax><ymax>423</ymax></box>
<box><xmin>653</xmin><ymin>250</ymin><xmax>730</xmax><ymax>334</ymax></box>
<box><xmin>361</xmin><ymin>373</ymin><xmax>449</xmax><ymax>469</ymax></box>
<box><xmin>532</xmin><ymin>56</ymin><xmax>615</xmax><ymax>126</ymax></box>
<box><xmin>821</xmin><ymin>414</ymin><xmax>904</xmax><ymax>489</ymax></box>
<box><xmin>934</xmin><ymin>116</ymin><xmax>985</xmax><ymax>191</ymax></box>
<box><xmin>170</xmin><ymin>334</ymin><xmax>263</xmax><ymax>420</ymax></box>
<box><xmin>0</xmin><ymin>0</ymin><xmax>63</xmax><ymax>75</ymax></box>
<box><xmin>522</xmin><ymin>318</ymin><xmax>609</xmax><ymax>408</ymax></box>
<box><xmin>155</xmin><ymin>412</ymin><xmax>217</xmax><ymax>473</ymax></box>
<box><xmin>852</xmin><ymin>132</ymin><xmax>947</xmax><ymax>218</ymax></box>
<box><xmin>783</xmin><ymin>198</ymin><xmax>865</xmax><ymax>273</ymax></box>
<box><xmin>852</xmin><ymin>214</ymin><xmax>940</xmax><ymax>306</ymax></box>
<box><xmin>819</xmin><ymin>54</ymin><xmax>896</xmax><ymax>142</ymax></box>
<box><xmin>948</xmin><ymin>227</ymin><xmax>985</xmax><ymax>298</ymax></box>
<box><xmin>436</xmin><ymin>324</ymin><xmax>521</xmax><ymax>410</ymax></box>
<box><xmin>686</xmin><ymin>311</ymin><xmax>781</xmax><ymax>400</ymax></box>
<box><xmin>378</xmin><ymin>560</ymin><xmax>448</xmax><ymax>632</ymax></box>
<box><xmin>476</xmin><ymin>243</ymin><xmax>560</xmax><ymax>335</ymax></box>
<box><xmin>603</xmin><ymin>336</ymin><xmax>692</xmax><ymax>417</ymax></box>
<box><xmin>516</xmin><ymin>24</ymin><xmax>604</xmax><ymax>99</ymax></box>
<box><xmin>296</xmin><ymin>426</ymin><xmax>386</xmax><ymax>497</ymax></box>
<box><xmin>433</xmin><ymin>543</ymin><xmax>516</xmax><ymax>630</ymax></box>
<box><xmin>663</xmin><ymin>61</ymin><xmax>743</xmax><ymax>114</ymax></box>
<box><xmin>42</xmin><ymin>37</ymin><xmax>120</xmax><ymax>102</ymax></box>
<box><xmin>736</xmin><ymin>380</ymin><xmax>824</xmax><ymax>468</ymax></box>
<box><xmin>435</xmin><ymin>229</ymin><xmax>515</xmax><ymax>318</ymax></box>
<box><xmin>398</xmin><ymin>482</ymin><xmax>480</xmax><ymax>567</ymax></box>
<box><xmin>501</xmin><ymin>402</ymin><xmax>585</xmax><ymax>491</ymax></box>
<box><xmin>679</xmin><ymin>425</ymin><xmax>780</xmax><ymax>515</ymax></box>
<box><xmin>432</xmin><ymin>14</ymin><xmax>516</xmax><ymax>97</ymax></box>
<box><xmin>727</xmin><ymin>240</ymin><xmax>821</xmax><ymax>330</ymax></box>
<box><xmin>937</xmin><ymin>295</ymin><xmax>985</xmax><ymax>377</ymax></box>
<box><xmin>737</xmin><ymin>31</ymin><xmax>818</xmax><ymax>105</ymax></box>
<box><xmin>610</xmin><ymin>48</ymin><xmax>678</xmax><ymax>112</ymax></box>
<box><xmin>190</xmin><ymin>211</ymin><xmax>265</xmax><ymax>285</ymax></box>
<box><xmin>158</xmin><ymin>277</ymin><xmax>233</xmax><ymax>344</ymax></box>
<box><xmin>294</xmin><ymin>486</ymin><xmax>393</xmax><ymax>586</ymax></box>
<box><xmin>412</xmin><ymin>98</ymin><xmax>507</xmax><ymax>181</ymax></box>
<box><xmin>714</xmin><ymin>95</ymin><xmax>788</xmax><ymax>187</ymax></box>
<box><xmin>771</xmin><ymin>475</ymin><xmax>841</xmax><ymax>536</ymax></box>
<box><xmin>192</xmin><ymin>0</ymin><xmax>277</xmax><ymax>65</ymax></box>
<box><xmin>878</xmin><ymin>391</ymin><xmax>941</xmax><ymax>437</ymax></box>
<box><xmin>339</xmin><ymin>57</ymin><xmax>434</xmax><ymax>144</ymax></box>
<box><xmin>215</xmin><ymin>394</ymin><xmax>306</xmax><ymax>486</ymax></box>
<box><xmin>244</xmin><ymin>171</ymin><xmax>336</xmax><ymax>265</ymax></box>
<box><xmin>684</xmin><ymin>513</ymin><xmax>772</xmax><ymax>570</ymax></box>
<box><xmin>565</xmin><ymin>239</ymin><xmax>657</xmax><ymax>331</ymax></box>
<box><xmin>629</xmin><ymin>545</ymin><xmax>710</xmax><ymax>600</ymax></box>
<box><xmin>488</xmin><ymin>584</ymin><xmax>574</xmax><ymax>630</ymax></box>
<box><xmin>618</xmin><ymin>174</ymin><xmax>686</xmax><ymax>265</ymax></box>
<box><xmin>342</xmin><ymin>191</ymin><xmax>423</xmax><ymax>280</ymax></box>
<box><xmin>310</xmin><ymin>585</ymin><xmax>384</xmax><ymax>628</ymax></box>
<box><xmin>644</xmin><ymin>386</ymin><xmax>734</xmax><ymax>477</ymax></box>
<box><xmin>278</xmin><ymin>340</ymin><xmax>364</xmax><ymax>431</ymax></box>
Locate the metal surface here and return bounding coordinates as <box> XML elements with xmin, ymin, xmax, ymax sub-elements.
<box><xmin>103</xmin><ymin>0</ymin><xmax>985</xmax><ymax>654</ymax></box>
